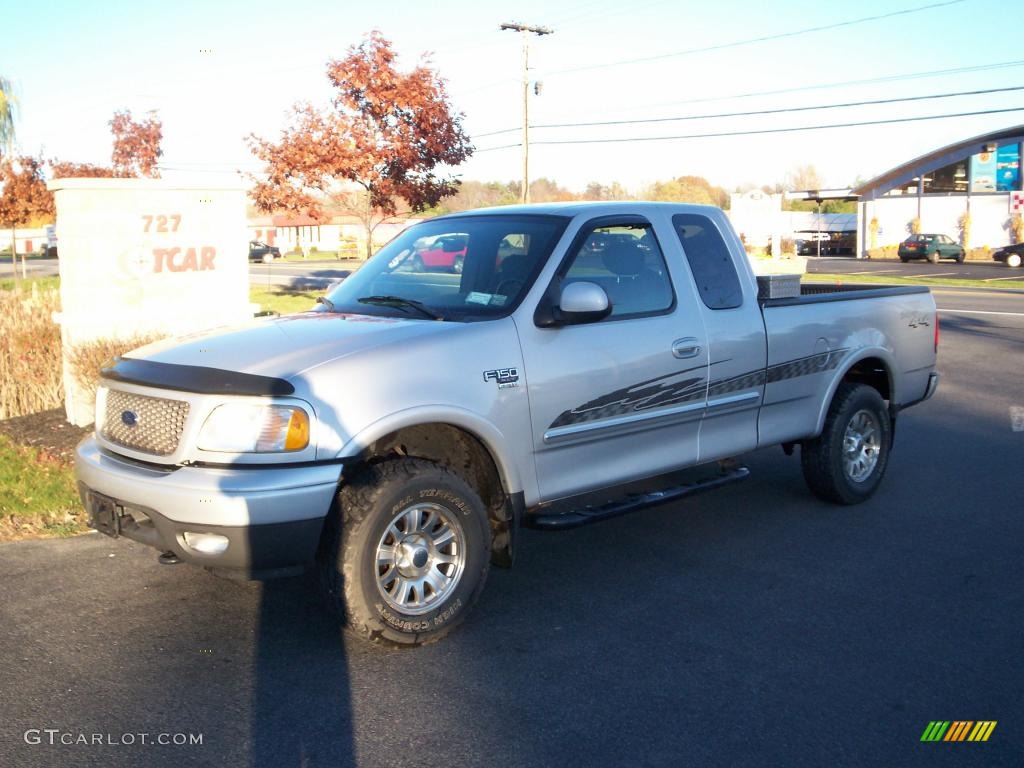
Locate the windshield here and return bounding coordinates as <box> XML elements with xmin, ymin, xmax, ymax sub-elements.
<box><xmin>319</xmin><ymin>214</ymin><xmax>568</xmax><ymax>321</ymax></box>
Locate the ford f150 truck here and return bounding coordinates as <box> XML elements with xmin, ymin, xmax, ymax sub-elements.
<box><xmin>76</xmin><ymin>202</ymin><xmax>939</xmax><ymax>646</ymax></box>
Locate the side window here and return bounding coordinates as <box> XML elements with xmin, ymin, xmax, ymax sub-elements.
<box><xmin>561</xmin><ymin>223</ymin><xmax>674</xmax><ymax>318</ymax></box>
<box><xmin>672</xmin><ymin>213</ymin><xmax>743</xmax><ymax>310</ymax></box>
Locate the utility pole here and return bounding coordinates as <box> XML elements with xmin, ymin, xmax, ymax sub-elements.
<box><xmin>500</xmin><ymin>22</ymin><xmax>552</xmax><ymax>204</ymax></box>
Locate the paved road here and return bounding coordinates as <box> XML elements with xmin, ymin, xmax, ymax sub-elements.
<box><xmin>249</xmin><ymin>259</ymin><xmax>357</xmax><ymax>289</ymax></box>
<box><xmin>23</xmin><ymin>254</ymin><xmax>1022</xmax><ymax>288</ymax></box>
<box><xmin>4</xmin><ymin>257</ymin><xmax>60</xmax><ymax>280</ymax></box>
<box><xmin>2</xmin><ymin>293</ymin><xmax>1022</xmax><ymax>767</ymax></box>
<box><xmin>807</xmin><ymin>255</ymin><xmax>1020</xmax><ymax>282</ymax></box>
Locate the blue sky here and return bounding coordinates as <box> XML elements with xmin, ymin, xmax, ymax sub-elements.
<box><xmin>3</xmin><ymin>0</ymin><xmax>1022</xmax><ymax>192</ymax></box>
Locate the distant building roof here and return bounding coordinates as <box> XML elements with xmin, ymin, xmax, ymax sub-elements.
<box><xmin>854</xmin><ymin>124</ymin><xmax>1024</xmax><ymax>199</ymax></box>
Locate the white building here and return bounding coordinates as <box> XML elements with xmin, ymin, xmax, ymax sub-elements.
<box><xmin>854</xmin><ymin>125</ymin><xmax>1023</xmax><ymax>256</ymax></box>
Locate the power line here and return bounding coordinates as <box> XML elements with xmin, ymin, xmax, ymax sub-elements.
<box><xmin>473</xmin><ymin>106</ymin><xmax>1024</xmax><ymax>151</ymax></box>
<box><xmin>560</xmin><ymin>58</ymin><xmax>1024</xmax><ymax>117</ymax></box>
<box><xmin>543</xmin><ymin>0</ymin><xmax>968</xmax><ymax>77</ymax></box>
<box><xmin>473</xmin><ymin>84</ymin><xmax>1024</xmax><ymax>138</ymax></box>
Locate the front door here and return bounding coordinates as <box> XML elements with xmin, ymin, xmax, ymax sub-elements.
<box><xmin>517</xmin><ymin>215</ymin><xmax>710</xmax><ymax>502</ymax></box>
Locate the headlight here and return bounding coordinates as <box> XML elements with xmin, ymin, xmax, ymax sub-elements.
<box><xmin>197</xmin><ymin>404</ymin><xmax>310</xmax><ymax>453</ymax></box>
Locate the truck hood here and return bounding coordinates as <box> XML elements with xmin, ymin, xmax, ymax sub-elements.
<box><xmin>128</xmin><ymin>311</ymin><xmax>458</xmax><ymax>381</ymax></box>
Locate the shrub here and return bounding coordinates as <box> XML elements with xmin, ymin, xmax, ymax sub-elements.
<box><xmin>1011</xmin><ymin>214</ymin><xmax>1024</xmax><ymax>244</ymax></box>
<box><xmin>966</xmin><ymin>246</ymin><xmax>991</xmax><ymax>261</ymax></box>
<box><xmin>67</xmin><ymin>333</ymin><xmax>168</xmax><ymax>396</ymax></box>
<box><xmin>958</xmin><ymin>212</ymin><xmax>971</xmax><ymax>248</ymax></box>
<box><xmin>866</xmin><ymin>245</ymin><xmax>899</xmax><ymax>260</ymax></box>
<box><xmin>0</xmin><ymin>285</ymin><xmax>64</xmax><ymax>419</ymax></box>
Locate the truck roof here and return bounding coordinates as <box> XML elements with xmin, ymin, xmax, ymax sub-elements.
<box><xmin>436</xmin><ymin>200</ymin><xmax>723</xmax><ymax>219</ymax></box>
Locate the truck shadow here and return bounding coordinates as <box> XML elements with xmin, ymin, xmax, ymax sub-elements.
<box><xmin>235</xmin><ymin>384</ymin><xmax>356</xmax><ymax>768</ymax></box>
<box><xmin>248</xmin><ymin>574</ymin><xmax>355</xmax><ymax>767</ymax></box>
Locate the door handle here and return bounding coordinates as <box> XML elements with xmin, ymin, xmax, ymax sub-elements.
<box><xmin>672</xmin><ymin>337</ymin><xmax>702</xmax><ymax>359</ymax></box>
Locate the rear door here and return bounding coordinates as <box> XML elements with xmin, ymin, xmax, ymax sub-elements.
<box><xmin>518</xmin><ymin>214</ymin><xmax>709</xmax><ymax>501</ymax></box>
<box><xmin>668</xmin><ymin>212</ymin><xmax>766</xmax><ymax>461</ymax></box>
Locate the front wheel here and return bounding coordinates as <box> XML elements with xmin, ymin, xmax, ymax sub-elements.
<box><xmin>318</xmin><ymin>458</ymin><xmax>491</xmax><ymax>647</ymax></box>
<box><xmin>801</xmin><ymin>383</ymin><xmax>892</xmax><ymax>505</ymax></box>
<box><xmin>1007</xmin><ymin>253</ymin><xmax>1022</xmax><ymax>268</ymax></box>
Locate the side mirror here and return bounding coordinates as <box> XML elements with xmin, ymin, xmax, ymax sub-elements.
<box><xmin>536</xmin><ymin>281</ymin><xmax>612</xmax><ymax>327</ymax></box>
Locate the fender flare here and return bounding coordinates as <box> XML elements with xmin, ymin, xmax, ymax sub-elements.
<box><xmin>813</xmin><ymin>348</ymin><xmax>897</xmax><ymax>436</ymax></box>
<box><xmin>336</xmin><ymin>405</ymin><xmax>526</xmax><ymax>501</ymax></box>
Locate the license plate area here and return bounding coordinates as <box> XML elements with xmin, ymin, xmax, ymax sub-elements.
<box><xmin>87</xmin><ymin>491</ymin><xmax>122</xmax><ymax>538</ymax></box>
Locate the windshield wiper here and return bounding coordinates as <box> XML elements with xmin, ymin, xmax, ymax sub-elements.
<box><xmin>356</xmin><ymin>295</ymin><xmax>443</xmax><ymax>320</ymax></box>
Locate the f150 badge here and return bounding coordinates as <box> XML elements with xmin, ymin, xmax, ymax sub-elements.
<box><xmin>483</xmin><ymin>368</ymin><xmax>519</xmax><ymax>388</ymax></box>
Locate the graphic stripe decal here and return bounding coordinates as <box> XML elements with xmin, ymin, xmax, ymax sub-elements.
<box><xmin>548</xmin><ymin>348</ymin><xmax>849</xmax><ymax>431</ymax></box>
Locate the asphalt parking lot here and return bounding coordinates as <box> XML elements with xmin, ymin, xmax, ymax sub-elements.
<box><xmin>1</xmin><ymin>288</ymin><xmax>1021</xmax><ymax>767</ymax></box>
<box><xmin>806</xmin><ymin>255</ymin><xmax>1020</xmax><ymax>282</ymax></box>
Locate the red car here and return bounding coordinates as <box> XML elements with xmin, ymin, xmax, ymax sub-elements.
<box><xmin>412</xmin><ymin>234</ymin><xmax>467</xmax><ymax>273</ymax></box>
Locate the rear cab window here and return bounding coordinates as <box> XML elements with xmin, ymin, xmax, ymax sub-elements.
<box><xmin>671</xmin><ymin>213</ymin><xmax>743</xmax><ymax>310</ymax></box>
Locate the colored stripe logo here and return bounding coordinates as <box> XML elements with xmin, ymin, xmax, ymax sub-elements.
<box><xmin>921</xmin><ymin>721</ymin><xmax>997</xmax><ymax>742</ymax></box>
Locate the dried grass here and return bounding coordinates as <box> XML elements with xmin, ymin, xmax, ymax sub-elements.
<box><xmin>66</xmin><ymin>333</ymin><xmax>167</xmax><ymax>395</ymax></box>
<box><xmin>0</xmin><ymin>285</ymin><xmax>63</xmax><ymax>419</ymax></box>
<box><xmin>1</xmin><ymin>283</ymin><xmax>167</xmax><ymax>420</ymax></box>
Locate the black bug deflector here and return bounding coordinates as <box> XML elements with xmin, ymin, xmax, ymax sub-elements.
<box><xmin>101</xmin><ymin>357</ymin><xmax>295</xmax><ymax>396</ymax></box>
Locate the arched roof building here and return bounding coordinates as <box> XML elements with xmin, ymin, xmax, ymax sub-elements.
<box><xmin>853</xmin><ymin>125</ymin><xmax>1023</xmax><ymax>257</ymax></box>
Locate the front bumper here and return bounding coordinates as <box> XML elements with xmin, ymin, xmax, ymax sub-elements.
<box><xmin>75</xmin><ymin>437</ymin><xmax>343</xmax><ymax>575</ymax></box>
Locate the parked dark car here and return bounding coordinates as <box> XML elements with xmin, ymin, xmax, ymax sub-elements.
<box><xmin>897</xmin><ymin>234</ymin><xmax>964</xmax><ymax>264</ymax></box>
<box><xmin>992</xmin><ymin>242</ymin><xmax>1023</xmax><ymax>268</ymax></box>
<box><xmin>249</xmin><ymin>240</ymin><xmax>281</xmax><ymax>263</ymax></box>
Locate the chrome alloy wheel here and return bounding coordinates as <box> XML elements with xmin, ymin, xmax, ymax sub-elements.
<box><xmin>375</xmin><ymin>502</ymin><xmax>466</xmax><ymax>616</ymax></box>
<box><xmin>843</xmin><ymin>409</ymin><xmax>881</xmax><ymax>482</ymax></box>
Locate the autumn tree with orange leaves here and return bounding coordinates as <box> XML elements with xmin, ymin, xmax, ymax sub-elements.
<box><xmin>248</xmin><ymin>32</ymin><xmax>473</xmax><ymax>258</ymax></box>
<box><xmin>0</xmin><ymin>156</ymin><xmax>54</xmax><ymax>281</ymax></box>
<box><xmin>51</xmin><ymin>109</ymin><xmax>162</xmax><ymax>179</ymax></box>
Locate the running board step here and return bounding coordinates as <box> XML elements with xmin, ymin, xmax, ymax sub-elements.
<box><xmin>527</xmin><ymin>467</ymin><xmax>750</xmax><ymax>530</ymax></box>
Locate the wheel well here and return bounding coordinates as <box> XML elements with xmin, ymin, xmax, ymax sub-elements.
<box><xmin>841</xmin><ymin>357</ymin><xmax>891</xmax><ymax>401</ymax></box>
<box><xmin>355</xmin><ymin>423</ymin><xmax>516</xmax><ymax>566</ymax></box>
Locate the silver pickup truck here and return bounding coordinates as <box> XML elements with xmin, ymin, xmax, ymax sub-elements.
<box><xmin>75</xmin><ymin>202</ymin><xmax>939</xmax><ymax>646</ymax></box>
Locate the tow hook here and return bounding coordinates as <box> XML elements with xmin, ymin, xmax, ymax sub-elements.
<box><xmin>158</xmin><ymin>551</ymin><xmax>182</xmax><ymax>565</ymax></box>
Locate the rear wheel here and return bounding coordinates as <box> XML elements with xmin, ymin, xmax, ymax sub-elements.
<box><xmin>927</xmin><ymin>250</ymin><xmax>939</xmax><ymax>264</ymax></box>
<box><xmin>1007</xmin><ymin>253</ymin><xmax>1022</xmax><ymax>268</ymax></box>
<box><xmin>262</xmin><ymin>253</ymin><xmax>275</xmax><ymax>264</ymax></box>
<box><xmin>318</xmin><ymin>458</ymin><xmax>491</xmax><ymax>647</ymax></box>
<box><xmin>801</xmin><ymin>383</ymin><xmax>892</xmax><ymax>505</ymax></box>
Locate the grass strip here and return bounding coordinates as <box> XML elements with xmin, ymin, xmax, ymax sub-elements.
<box><xmin>0</xmin><ymin>433</ymin><xmax>84</xmax><ymax>540</ymax></box>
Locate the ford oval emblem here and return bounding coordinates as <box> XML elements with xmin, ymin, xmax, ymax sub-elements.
<box><xmin>121</xmin><ymin>410</ymin><xmax>139</xmax><ymax>427</ymax></box>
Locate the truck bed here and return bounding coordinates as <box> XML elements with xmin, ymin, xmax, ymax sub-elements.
<box><xmin>761</xmin><ymin>282</ymin><xmax>930</xmax><ymax>307</ymax></box>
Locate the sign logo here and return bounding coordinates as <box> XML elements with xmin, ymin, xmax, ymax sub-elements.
<box><xmin>920</xmin><ymin>721</ymin><xmax>997</xmax><ymax>742</ymax></box>
<box><xmin>121</xmin><ymin>410</ymin><xmax>139</xmax><ymax>427</ymax></box>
